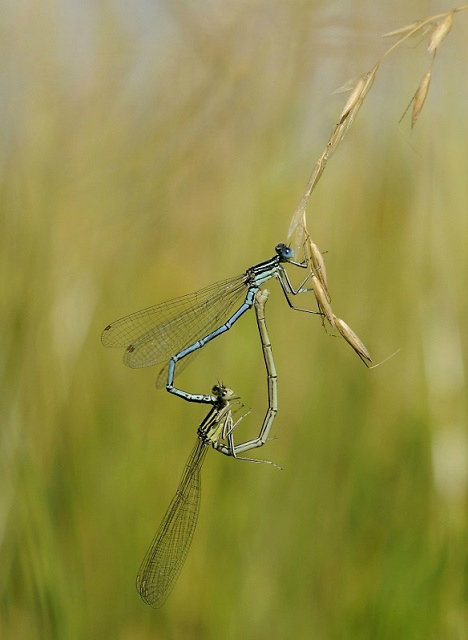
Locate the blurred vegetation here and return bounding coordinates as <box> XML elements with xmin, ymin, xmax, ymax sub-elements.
<box><xmin>1</xmin><ymin>1</ymin><xmax>468</xmax><ymax>639</ymax></box>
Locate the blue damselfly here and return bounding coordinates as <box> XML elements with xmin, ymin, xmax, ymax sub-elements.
<box><xmin>102</xmin><ymin>243</ymin><xmax>315</xmax><ymax>401</ymax></box>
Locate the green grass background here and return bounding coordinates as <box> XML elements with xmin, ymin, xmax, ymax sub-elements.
<box><xmin>1</xmin><ymin>1</ymin><xmax>468</xmax><ymax>638</ymax></box>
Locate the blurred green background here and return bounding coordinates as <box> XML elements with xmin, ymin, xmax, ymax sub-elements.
<box><xmin>2</xmin><ymin>1</ymin><xmax>468</xmax><ymax>638</ymax></box>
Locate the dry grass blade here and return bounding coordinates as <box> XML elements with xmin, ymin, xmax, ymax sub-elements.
<box><xmin>334</xmin><ymin>316</ymin><xmax>373</xmax><ymax>366</ymax></box>
<box><xmin>428</xmin><ymin>13</ymin><xmax>453</xmax><ymax>53</ymax></box>
<box><xmin>287</xmin><ymin>201</ymin><xmax>307</xmax><ymax>250</ymax></box>
<box><xmin>287</xmin><ymin>159</ymin><xmax>327</xmax><ymax>249</ymax></box>
<box><xmin>287</xmin><ymin>67</ymin><xmax>375</xmax><ymax>248</ymax></box>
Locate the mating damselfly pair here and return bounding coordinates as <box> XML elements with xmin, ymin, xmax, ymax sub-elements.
<box><xmin>102</xmin><ymin>244</ymin><xmax>319</xmax><ymax>606</ymax></box>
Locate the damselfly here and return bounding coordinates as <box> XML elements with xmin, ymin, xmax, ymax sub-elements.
<box><xmin>102</xmin><ymin>243</ymin><xmax>316</xmax><ymax>401</ymax></box>
<box><xmin>136</xmin><ymin>290</ymin><xmax>278</xmax><ymax>607</ymax></box>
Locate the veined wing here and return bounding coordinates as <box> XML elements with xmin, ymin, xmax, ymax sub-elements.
<box><xmin>102</xmin><ymin>274</ymin><xmax>245</xmax><ymax>348</ymax></box>
<box><xmin>103</xmin><ymin>274</ymin><xmax>248</xmax><ymax>369</ymax></box>
<box><xmin>136</xmin><ymin>439</ymin><xmax>208</xmax><ymax>608</ymax></box>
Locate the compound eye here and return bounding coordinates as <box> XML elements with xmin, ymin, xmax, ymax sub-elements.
<box><xmin>212</xmin><ymin>384</ymin><xmax>220</xmax><ymax>395</ymax></box>
<box><xmin>275</xmin><ymin>242</ymin><xmax>293</xmax><ymax>260</ymax></box>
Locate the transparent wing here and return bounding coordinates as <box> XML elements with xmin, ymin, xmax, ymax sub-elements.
<box><xmin>136</xmin><ymin>439</ymin><xmax>208</xmax><ymax>608</ymax></box>
<box><xmin>102</xmin><ymin>274</ymin><xmax>247</xmax><ymax>369</ymax></box>
<box><xmin>101</xmin><ymin>275</ymin><xmax>245</xmax><ymax>348</ymax></box>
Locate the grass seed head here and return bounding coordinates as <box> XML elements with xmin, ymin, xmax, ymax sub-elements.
<box><xmin>311</xmin><ymin>274</ymin><xmax>335</xmax><ymax>327</ymax></box>
<box><xmin>334</xmin><ymin>316</ymin><xmax>372</xmax><ymax>365</ymax></box>
<box><xmin>428</xmin><ymin>13</ymin><xmax>453</xmax><ymax>53</ymax></box>
<box><xmin>307</xmin><ymin>238</ymin><xmax>330</xmax><ymax>301</ymax></box>
<box><xmin>412</xmin><ymin>71</ymin><xmax>432</xmax><ymax>128</ymax></box>
<box><xmin>339</xmin><ymin>76</ymin><xmax>368</xmax><ymax>124</ymax></box>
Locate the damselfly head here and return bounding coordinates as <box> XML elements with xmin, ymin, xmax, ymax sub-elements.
<box><xmin>275</xmin><ymin>243</ymin><xmax>294</xmax><ymax>261</ymax></box>
<box><xmin>212</xmin><ymin>384</ymin><xmax>235</xmax><ymax>401</ymax></box>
